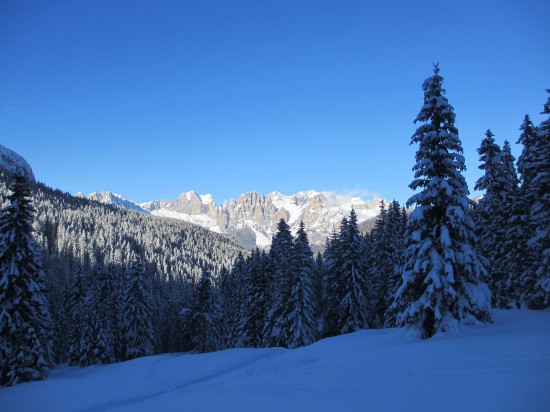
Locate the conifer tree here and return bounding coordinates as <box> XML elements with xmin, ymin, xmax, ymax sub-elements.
<box><xmin>220</xmin><ymin>253</ymin><xmax>247</xmax><ymax>348</ymax></box>
<box><xmin>368</xmin><ymin>201</ymin><xmax>390</xmax><ymax>328</ymax></box>
<box><xmin>474</xmin><ymin>132</ymin><xmax>521</xmax><ymax>307</ymax></box>
<box><xmin>75</xmin><ymin>266</ymin><xmax>117</xmax><ymax>366</ymax></box>
<box><xmin>239</xmin><ymin>249</ymin><xmax>269</xmax><ymax>347</ymax></box>
<box><xmin>336</xmin><ymin>209</ymin><xmax>370</xmax><ymax>334</ymax></box>
<box><xmin>218</xmin><ymin>266</ymin><xmax>236</xmax><ymax>349</ymax></box>
<box><xmin>501</xmin><ymin>141</ymin><xmax>520</xmax><ymax>191</ymax></box>
<box><xmin>121</xmin><ymin>257</ymin><xmax>155</xmax><ymax>360</ymax></box>
<box><xmin>287</xmin><ymin>221</ymin><xmax>318</xmax><ymax>348</ymax></box>
<box><xmin>66</xmin><ymin>265</ymin><xmax>86</xmax><ymax>366</ymax></box>
<box><xmin>524</xmin><ymin>91</ymin><xmax>550</xmax><ymax>308</ymax></box>
<box><xmin>512</xmin><ymin>115</ymin><xmax>540</xmax><ymax>307</ymax></box>
<box><xmin>0</xmin><ymin>175</ymin><xmax>52</xmax><ymax>386</ymax></box>
<box><xmin>474</xmin><ymin>131</ymin><xmax>504</xmax><ymax>283</ymax></box>
<box><xmin>321</xmin><ymin>228</ymin><xmax>342</xmax><ymax>337</ymax></box>
<box><xmin>382</xmin><ymin>200</ymin><xmax>407</xmax><ymax>327</ymax></box>
<box><xmin>313</xmin><ymin>252</ymin><xmax>324</xmax><ymax>333</ymax></box>
<box><xmin>78</xmin><ymin>283</ymin><xmax>115</xmax><ymax>366</ymax></box>
<box><xmin>263</xmin><ymin>219</ymin><xmax>294</xmax><ymax>347</ymax></box>
<box><xmin>392</xmin><ymin>65</ymin><xmax>492</xmax><ymax>339</ymax></box>
<box><xmin>497</xmin><ymin>144</ymin><xmax>525</xmax><ymax>307</ymax></box>
<box><xmin>191</xmin><ymin>270</ymin><xmax>216</xmax><ymax>353</ymax></box>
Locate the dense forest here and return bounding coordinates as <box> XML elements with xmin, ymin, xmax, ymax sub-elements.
<box><xmin>1</xmin><ymin>66</ymin><xmax>548</xmax><ymax>386</ymax></box>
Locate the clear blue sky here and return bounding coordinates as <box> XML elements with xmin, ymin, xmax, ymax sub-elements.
<box><xmin>1</xmin><ymin>0</ymin><xmax>548</xmax><ymax>205</ymax></box>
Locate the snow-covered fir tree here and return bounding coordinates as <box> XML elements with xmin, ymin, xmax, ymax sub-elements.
<box><xmin>287</xmin><ymin>221</ymin><xmax>318</xmax><ymax>348</ymax></box>
<box><xmin>370</xmin><ymin>200</ymin><xmax>407</xmax><ymax>328</ymax></box>
<box><xmin>220</xmin><ymin>252</ymin><xmax>248</xmax><ymax>348</ymax></box>
<box><xmin>392</xmin><ymin>65</ymin><xmax>492</xmax><ymax>339</ymax></box>
<box><xmin>313</xmin><ymin>252</ymin><xmax>324</xmax><ymax>335</ymax></box>
<box><xmin>368</xmin><ymin>201</ymin><xmax>390</xmax><ymax>328</ymax></box>
<box><xmin>121</xmin><ymin>257</ymin><xmax>155</xmax><ymax>360</ymax></box>
<box><xmin>512</xmin><ymin>115</ymin><xmax>541</xmax><ymax>308</ymax></box>
<box><xmin>263</xmin><ymin>219</ymin><xmax>294</xmax><ymax>347</ymax></box>
<box><xmin>238</xmin><ymin>249</ymin><xmax>269</xmax><ymax>348</ymax></box>
<box><xmin>474</xmin><ymin>132</ymin><xmax>521</xmax><ymax>307</ymax></box>
<box><xmin>336</xmin><ymin>210</ymin><xmax>370</xmax><ymax>334</ymax></box>
<box><xmin>218</xmin><ymin>266</ymin><xmax>238</xmax><ymax>349</ymax></box>
<box><xmin>493</xmin><ymin>140</ymin><xmax>521</xmax><ymax>306</ymax></box>
<box><xmin>77</xmin><ymin>285</ymin><xmax>114</xmax><ymax>366</ymax></box>
<box><xmin>473</xmin><ymin>132</ymin><xmax>504</xmax><ymax>282</ymax></box>
<box><xmin>191</xmin><ymin>270</ymin><xmax>217</xmax><ymax>353</ymax></box>
<box><xmin>0</xmin><ymin>175</ymin><xmax>52</xmax><ymax>386</ymax></box>
<box><xmin>523</xmin><ymin>91</ymin><xmax>550</xmax><ymax>308</ymax></box>
<box><xmin>65</xmin><ymin>265</ymin><xmax>86</xmax><ymax>366</ymax></box>
<box><xmin>75</xmin><ymin>266</ymin><xmax>118</xmax><ymax>366</ymax></box>
<box><xmin>321</xmin><ymin>227</ymin><xmax>342</xmax><ymax>337</ymax></box>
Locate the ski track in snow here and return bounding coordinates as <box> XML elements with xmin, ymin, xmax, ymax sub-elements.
<box><xmin>76</xmin><ymin>352</ymin><xmax>277</xmax><ymax>412</ymax></box>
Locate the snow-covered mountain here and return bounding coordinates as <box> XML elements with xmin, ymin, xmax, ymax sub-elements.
<box><xmin>0</xmin><ymin>143</ymin><xmax>35</xmax><ymax>182</ymax></box>
<box><xmin>84</xmin><ymin>190</ymin><xmax>384</xmax><ymax>250</ymax></box>
<box><xmin>80</xmin><ymin>191</ymin><xmax>150</xmax><ymax>214</ymax></box>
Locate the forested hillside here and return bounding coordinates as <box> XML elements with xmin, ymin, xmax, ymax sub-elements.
<box><xmin>0</xmin><ymin>171</ymin><xmax>245</xmax><ymax>376</ymax></box>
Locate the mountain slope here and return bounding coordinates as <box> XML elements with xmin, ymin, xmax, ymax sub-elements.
<box><xmin>83</xmin><ymin>191</ymin><xmax>150</xmax><ymax>214</ymax></box>
<box><xmin>0</xmin><ymin>170</ymin><xmax>244</xmax><ymax>282</ymax></box>
<box><xmin>1</xmin><ymin>309</ymin><xmax>548</xmax><ymax>412</ymax></box>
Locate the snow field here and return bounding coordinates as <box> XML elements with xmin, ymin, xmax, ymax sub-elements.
<box><xmin>1</xmin><ymin>310</ymin><xmax>549</xmax><ymax>412</ymax></box>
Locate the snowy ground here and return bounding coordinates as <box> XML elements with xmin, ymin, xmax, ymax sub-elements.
<box><xmin>1</xmin><ymin>310</ymin><xmax>549</xmax><ymax>412</ymax></box>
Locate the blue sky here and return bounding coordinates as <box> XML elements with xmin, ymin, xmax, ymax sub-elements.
<box><xmin>1</xmin><ymin>1</ymin><xmax>548</xmax><ymax>205</ymax></box>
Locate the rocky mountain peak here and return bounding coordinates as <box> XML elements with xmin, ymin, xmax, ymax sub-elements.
<box><xmin>80</xmin><ymin>188</ymin><xmax>384</xmax><ymax>251</ymax></box>
<box><xmin>0</xmin><ymin>144</ymin><xmax>36</xmax><ymax>182</ymax></box>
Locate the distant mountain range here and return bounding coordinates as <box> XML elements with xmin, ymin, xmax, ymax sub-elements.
<box><xmin>81</xmin><ymin>190</ymin><xmax>384</xmax><ymax>251</ymax></box>
<box><xmin>0</xmin><ymin>142</ymin><xmax>384</xmax><ymax>251</ymax></box>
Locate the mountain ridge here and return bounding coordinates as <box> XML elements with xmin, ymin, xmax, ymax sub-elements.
<box><xmin>83</xmin><ymin>189</ymin><xmax>384</xmax><ymax>250</ymax></box>
<box><xmin>0</xmin><ymin>144</ymin><xmax>384</xmax><ymax>251</ymax></box>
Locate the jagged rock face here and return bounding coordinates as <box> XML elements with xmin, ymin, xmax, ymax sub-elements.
<box><xmin>144</xmin><ymin>190</ymin><xmax>382</xmax><ymax>251</ymax></box>
<box><xmin>83</xmin><ymin>189</ymin><xmax>383</xmax><ymax>251</ymax></box>
<box><xmin>0</xmin><ymin>144</ymin><xmax>36</xmax><ymax>182</ymax></box>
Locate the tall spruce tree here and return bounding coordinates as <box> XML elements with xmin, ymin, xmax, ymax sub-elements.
<box><xmin>524</xmin><ymin>91</ymin><xmax>550</xmax><ymax>308</ymax></box>
<box><xmin>75</xmin><ymin>265</ymin><xmax>118</xmax><ymax>366</ymax></box>
<box><xmin>473</xmin><ymin>131</ymin><xmax>505</xmax><ymax>298</ymax></box>
<box><xmin>191</xmin><ymin>270</ymin><xmax>217</xmax><ymax>353</ymax></box>
<box><xmin>498</xmin><ymin>141</ymin><xmax>525</xmax><ymax>307</ymax></box>
<box><xmin>121</xmin><ymin>257</ymin><xmax>155</xmax><ymax>360</ymax></box>
<box><xmin>66</xmin><ymin>265</ymin><xmax>86</xmax><ymax>366</ymax></box>
<box><xmin>221</xmin><ymin>253</ymin><xmax>247</xmax><ymax>348</ymax></box>
<box><xmin>0</xmin><ymin>175</ymin><xmax>52</xmax><ymax>386</ymax></box>
<box><xmin>78</xmin><ymin>284</ymin><xmax>114</xmax><ymax>366</ymax></box>
<box><xmin>501</xmin><ymin>141</ymin><xmax>520</xmax><ymax>191</ymax></box>
<box><xmin>313</xmin><ymin>252</ymin><xmax>324</xmax><ymax>334</ymax></box>
<box><xmin>239</xmin><ymin>249</ymin><xmax>269</xmax><ymax>348</ymax></box>
<box><xmin>368</xmin><ymin>201</ymin><xmax>389</xmax><ymax>328</ymax></box>
<box><xmin>336</xmin><ymin>209</ymin><xmax>370</xmax><ymax>334</ymax></box>
<box><xmin>321</xmin><ymin>228</ymin><xmax>341</xmax><ymax>337</ymax></box>
<box><xmin>287</xmin><ymin>221</ymin><xmax>318</xmax><ymax>348</ymax></box>
<box><xmin>513</xmin><ymin>115</ymin><xmax>541</xmax><ymax>307</ymax></box>
<box><xmin>474</xmin><ymin>133</ymin><xmax>522</xmax><ymax>307</ymax></box>
<box><xmin>392</xmin><ymin>65</ymin><xmax>492</xmax><ymax>339</ymax></box>
<box><xmin>382</xmin><ymin>200</ymin><xmax>408</xmax><ymax>328</ymax></box>
<box><xmin>263</xmin><ymin>219</ymin><xmax>294</xmax><ymax>347</ymax></box>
